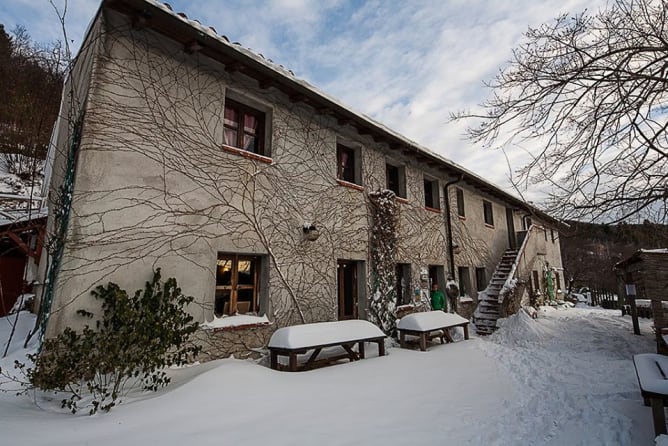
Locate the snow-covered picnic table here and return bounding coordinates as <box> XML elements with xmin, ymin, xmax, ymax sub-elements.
<box><xmin>633</xmin><ymin>353</ymin><xmax>668</xmax><ymax>435</ymax></box>
<box><xmin>397</xmin><ymin>311</ymin><xmax>470</xmax><ymax>351</ymax></box>
<box><xmin>268</xmin><ymin>320</ymin><xmax>386</xmax><ymax>371</ymax></box>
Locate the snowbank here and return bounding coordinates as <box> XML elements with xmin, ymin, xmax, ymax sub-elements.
<box><xmin>0</xmin><ymin>307</ymin><xmax>662</xmax><ymax>445</ymax></box>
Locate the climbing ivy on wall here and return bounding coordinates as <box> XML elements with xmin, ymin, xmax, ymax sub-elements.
<box><xmin>368</xmin><ymin>189</ymin><xmax>399</xmax><ymax>334</ymax></box>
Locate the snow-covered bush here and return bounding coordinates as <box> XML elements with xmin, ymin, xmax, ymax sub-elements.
<box><xmin>0</xmin><ymin>152</ymin><xmax>43</xmax><ymax>182</ymax></box>
<box><xmin>15</xmin><ymin>269</ymin><xmax>201</xmax><ymax>414</ymax></box>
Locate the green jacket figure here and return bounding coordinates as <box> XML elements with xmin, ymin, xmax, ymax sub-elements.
<box><xmin>430</xmin><ymin>283</ymin><xmax>446</xmax><ymax>311</ymax></box>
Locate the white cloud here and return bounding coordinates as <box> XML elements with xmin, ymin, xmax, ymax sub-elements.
<box><xmin>1</xmin><ymin>0</ymin><xmax>610</xmax><ymax>204</ymax></box>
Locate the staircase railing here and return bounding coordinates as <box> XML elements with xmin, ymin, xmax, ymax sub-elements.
<box><xmin>499</xmin><ymin>224</ymin><xmax>539</xmax><ymax>305</ymax></box>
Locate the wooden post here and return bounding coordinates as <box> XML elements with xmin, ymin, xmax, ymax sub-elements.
<box><xmin>651</xmin><ymin>397</ymin><xmax>667</xmax><ymax>436</ymax></box>
<box><xmin>358</xmin><ymin>341</ymin><xmax>365</xmax><ymax>359</ymax></box>
<box><xmin>377</xmin><ymin>339</ymin><xmax>385</xmax><ymax>356</ymax></box>
<box><xmin>419</xmin><ymin>333</ymin><xmax>427</xmax><ymax>351</ymax></box>
<box><xmin>627</xmin><ymin>283</ymin><xmax>641</xmax><ymax>336</ymax></box>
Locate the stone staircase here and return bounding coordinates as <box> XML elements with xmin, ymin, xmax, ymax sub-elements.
<box><xmin>474</xmin><ymin>249</ymin><xmax>518</xmax><ymax>335</ymax></box>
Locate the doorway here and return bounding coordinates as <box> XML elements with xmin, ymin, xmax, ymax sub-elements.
<box><xmin>337</xmin><ymin>260</ymin><xmax>359</xmax><ymax>320</ymax></box>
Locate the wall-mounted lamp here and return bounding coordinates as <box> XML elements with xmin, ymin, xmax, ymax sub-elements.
<box><xmin>302</xmin><ymin>223</ymin><xmax>320</xmax><ymax>242</ymax></box>
<box><xmin>452</xmin><ymin>243</ymin><xmax>462</xmax><ymax>255</ymax></box>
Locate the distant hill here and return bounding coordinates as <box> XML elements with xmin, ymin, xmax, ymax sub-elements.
<box><xmin>559</xmin><ymin>220</ymin><xmax>668</xmax><ymax>293</ymax></box>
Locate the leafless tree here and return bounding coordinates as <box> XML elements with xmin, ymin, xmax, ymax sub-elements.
<box><xmin>453</xmin><ymin>0</ymin><xmax>668</xmax><ymax>224</ymax></box>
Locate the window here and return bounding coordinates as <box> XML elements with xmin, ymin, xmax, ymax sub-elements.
<box><xmin>551</xmin><ymin>229</ymin><xmax>556</xmax><ymax>243</ymax></box>
<box><xmin>456</xmin><ymin>188</ymin><xmax>465</xmax><ymax>217</ymax></box>
<box><xmin>395</xmin><ymin>263</ymin><xmax>411</xmax><ymax>305</ymax></box>
<box><xmin>475</xmin><ymin>267</ymin><xmax>487</xmax><ymax>292</ymax></box>
<box><xmin>223</xmin><ymin>98</ymin><xmax>266</xmax><ymax>155</ymax></box>
<box><xmin>337</xmin><ymin>144</ymin><xmax>361</xmax><ymax>185</ymax></box>
<box><xmin>215</xmin><ymin>254</ymin><xmax>262</xmax><ymax>316</ymax></box>
<box><xmin>458</xmin><ymin>266</ymin><xmax>471</xmax><ymax>297</ymax></box>
<box><xmin>424</xmin><ymin>178</ymin><xmax>440</xmax><ymax>210</ymax></box>
<box><xmin>555</xmin><ymin>272</ymin><xmax>561</xmax><ymax>291</ymax></box>
<box><xmin>532</xmin><ymin>270</ymin><xmax>541</xmax><ymax>294</ymax></box>
<box><xmin>523</xmin><ymin>216</ymin><xmax>532</xmax><ymax>230</ymax></box>
<box><xmin>483</xmin><ymin>200</ymin><xmax>494</xmax><ymax>226</ymax></box>
<box><xmin>386</xmin><ymin>163</ymin><xmax>406</xmax><ymax>198</ymax></box>
<box><xmin>338</xmin><ymin>260</ymin><xmax>363</xmax><ymax>319</ymax></box>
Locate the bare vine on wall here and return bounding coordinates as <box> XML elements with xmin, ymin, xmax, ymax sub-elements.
<box><xmin>45</xmin><ymin>17</ymin><xmax>371</xmax><ymax>330</ymax></box>
<box><xmin>367</xmin><ymin>189</ymin><xmax>399</xmax><ymax>334</ymax></box>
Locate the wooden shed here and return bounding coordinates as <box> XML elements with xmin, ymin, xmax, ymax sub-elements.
<box><xmin>0</xmin><ymin>215</ymin><xmax>45</xmax><ymax>316</ymax></box>
<box><xmin>614</xmin><ymin>249</ymin><xmax>668</xmax><ymax>349</ymax></box>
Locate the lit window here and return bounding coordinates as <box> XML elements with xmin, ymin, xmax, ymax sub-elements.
<box><xmin>223</xmin><ymin>98</ymin><xmax>266</xmax><ymax>155</ymax></box>
<box><xmin>215</xmin><ymin>253</ymin><xmax>262</xmax><ymax>316</ymax></box>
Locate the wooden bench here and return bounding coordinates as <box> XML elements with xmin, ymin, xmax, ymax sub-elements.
<box><xmin>633</xmin><ymin>353</ymin><xmax>668</xmax><ymax>436</ymax></box>
<box><xmin>268</xmin><ymin>320</ymin><xmax>386</xmax><ymax>372</ymax></box>
<box><xmin>397</xmin><ymin>311</ymin><xmax>470</xmax><ymax>351</ymax></box>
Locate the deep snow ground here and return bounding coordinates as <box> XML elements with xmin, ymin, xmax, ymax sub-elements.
<box><xmin>0</xmin><ymin>306</ymin><xmax>661</xmax><ymax>445</ymax></box>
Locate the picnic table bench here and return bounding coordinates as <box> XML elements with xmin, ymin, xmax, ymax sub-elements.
<box><xmin>268</xmin><ymin>320</ymin><xmax>386</xmax><ymax>372</ymax></box>
<box><xmin>633</xmin><ymin>353</ymin><xmax>668</xmax><ymax>435</ymax></box>
<box><xmin>397</xmin><ymin>311</ymin><xmax>470</xmax><ymax>351</ymax></box>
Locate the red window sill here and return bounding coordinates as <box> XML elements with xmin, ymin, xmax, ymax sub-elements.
<box><xmin>458</xmin><ymin>215</ymin><xmax>466</xmax><ymax>221</ymax></box>
<box><xmin>222</xmin><ymin>144</ymin><xmax>273</xmax><ymax>164</ymax></box>
<box><xmin>484</xmin><ymin>223</ymin><xmax>495</xmax><ymax>229</ymax></box>
<box><xmin>425</xmin><ymin>206</ymin><xmax>442</xmax><ymax>214</ymax></box>
<box><xmin>396</xmin><ymin>197</ymin><xmax>409</xmax><ymax>204</ymax></box>
<box><xmin>336</xmin><ymin>179</ymin><xmax>365</xmax><ymax>191</ymax></box>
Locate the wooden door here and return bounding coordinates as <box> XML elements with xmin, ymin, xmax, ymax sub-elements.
<box><xmin>337</xmin><ymin>260</ymin><xmax>358</xmax><ymax>320</ymax></box>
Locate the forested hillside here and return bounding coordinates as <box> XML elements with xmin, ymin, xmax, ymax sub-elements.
<box><xmin>560</xmin><ymin>220</ymin><xmax>668</xmax><ymax>293</ymax></box>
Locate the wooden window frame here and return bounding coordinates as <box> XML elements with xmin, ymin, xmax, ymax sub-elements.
<box><xmin>223</xmin><ymin>98</ymin><xmax>266</xmax><ymax>155</ymax></box>
<box><xmin>215</xmin><ymin>253</ymin><xmax>260</xmax><ymax>316</ymax></box>
<box><xmin>337</xmin><ymin>143</ymin><xmax>361</xmax><ymax>185</ymax></box>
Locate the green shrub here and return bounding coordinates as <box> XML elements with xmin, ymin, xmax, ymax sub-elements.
<box><xmin>17</xmin><ymin>268</ymin><xmax>201</xmax><ymax>414</ymax></box>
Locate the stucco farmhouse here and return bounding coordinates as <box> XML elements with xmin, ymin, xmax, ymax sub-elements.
<box><xmin>38</xmin><ymin>0</ymin><xmax>564</xmax><ymax>359</ymax></box>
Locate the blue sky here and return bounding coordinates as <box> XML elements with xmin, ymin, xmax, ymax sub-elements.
<box><xmin>0</xmin><ymin>0</ymin><xmax>607</xmax><ymax>202</ymax></box>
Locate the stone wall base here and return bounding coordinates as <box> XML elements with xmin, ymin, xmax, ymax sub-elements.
<box><xmin>195</xmin><ymin>323</ymin><xmax>274</xmax><ymax>362</ymax></box>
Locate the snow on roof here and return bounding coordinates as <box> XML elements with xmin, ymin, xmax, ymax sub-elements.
<box><xmin>615</xmin><ymin>247</ymin><xmax>668</xmax><ymax>268</ymax></box>
<box><xmin>397</xmin><ymin>311</ymin><xmax>469</xmax><ymax>331</ymax></box>
<box><xmin>0</xmin><ymin>208</ymin><xmax>47</xmax><ymax>228</ymax></box>
<box><xmin>268</xmin><ymin>320</ymin><xmax>385</xmax><ymax>349</ymax></box>
<box><xmin>640</xmin><ymin>248</ymin><xmax>668</xmax><ymax>254</ymax></box>
<box><xmin>201</xmin><ymin>314</ymin><xmax>270</xmax><ymax>330</ymax></box>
